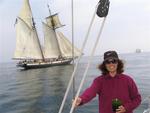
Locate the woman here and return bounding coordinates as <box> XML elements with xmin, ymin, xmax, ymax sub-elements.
<box><xmin>73</xmin><ymin>50</ymin><xmax>141</xmax><ymax>113</ymax></box>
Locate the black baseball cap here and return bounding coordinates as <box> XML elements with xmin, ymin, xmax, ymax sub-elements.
<box><xmin>104</xmin><ymin>51</ymin><xmax>119</xmax><ymax>61</ymax></box>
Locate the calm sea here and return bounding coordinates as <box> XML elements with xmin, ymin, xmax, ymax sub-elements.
<box><xmin>0</xmin><ymin>52</ymin><xmax>150</xmax><ymax>113</ymax></box>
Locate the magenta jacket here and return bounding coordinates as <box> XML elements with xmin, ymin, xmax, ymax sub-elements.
<box><xmin>80</xmin><ymin>74</ymin><xmax>141</xmax><ymax>113</ymax></box>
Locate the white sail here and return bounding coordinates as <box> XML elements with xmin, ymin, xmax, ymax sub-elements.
<box><xmin>56</xmin><ymin>31</ymin><xmax>82</xmax><ymax>57</ymax></box>
<box><xmin>19</xmin><ymin>0</ymin><xmax>33</xmax><ymax>28</ymax></box>
<box><xmin>14</xmin><ymin>0</ymin><xmax>43</xmax><ymax>59</ymax></box>
<box><xmin>42</xmin><ymin>22</ymin><xmax>61</xmax><ymax>58</ymax></box>
<box><xmin>46</xmin><ymin>14</ymin><xmax>63</xmax><ymax>29</ymax></box>
<box><xmin>14</xmin><ymin>18</ymin><xmax>43</xmax><ymax>59</ymax></box>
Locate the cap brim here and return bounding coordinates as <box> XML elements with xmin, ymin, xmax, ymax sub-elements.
<box><xmin>104</xmin><ymin>57</ymin><xmax>119</xmax><ymax>61</ymax></box>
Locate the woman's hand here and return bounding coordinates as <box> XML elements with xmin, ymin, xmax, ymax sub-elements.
<box><xmin>72</xmin><ymin>97</ymin><xmax>82</xmax><ymax>108</ymax></box>
<box><xmin>116</xmin><ymin>105</ymin><xmax>126</xmax><ymax>113</ymax></box>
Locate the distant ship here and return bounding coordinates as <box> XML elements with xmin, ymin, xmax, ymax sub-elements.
<box><xmin>13</xmin><ymin>0</ymin><xmax>82</xmax><ymax>69</ymax></box>
<box><xmin>135</xmin><ymin>49</ymin><xmax>142</xmax><ymax>53</ymax></box>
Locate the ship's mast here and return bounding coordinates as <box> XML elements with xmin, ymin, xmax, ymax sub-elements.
<box><xmin>24</xmin><ymin>0</ymin><xmax>45</xmax><ymax>61</ymax></box>
<box><xmin>47</xmin><ymin>4</ymin><xmax>55</xmax><ymax>29</ymax></box>
<box><xmin>32</xmin><ymin>18</ymin><xmax>45</xmax><ymax>61</ymax></box>
<box><xmin>47</xmin><ymin>4</ymin><xmax>63</xmax><ymax>59</ymax></box>
<box><xmin>47</xmin><ymin>4</ymin><xmax>52</xmax><ymax>16</ymax></box>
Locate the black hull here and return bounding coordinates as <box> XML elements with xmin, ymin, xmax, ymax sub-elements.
<box><xmin>17</xmin><ymin>59</ymin><xmax>72</xmax><ymax>69</ymax></box>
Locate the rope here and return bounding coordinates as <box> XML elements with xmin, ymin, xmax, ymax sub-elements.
<box><xmin>69</xmin><ymin>17</ymin><xmax>107</xmax><ymax>113</ymax></box>
<box><xmin>58</xmin><ymin>3</ymin><xmax>98</xmax><ymax>113</ymax></box>
<box><xmin>142</xmin><ymin>96</ymin><xmax>150</xmax><ymax>113</ymax></box>
<box><xmin>71</xmin><ymin>0</ymin><xmax>74</xmax><ymax>64</ymax></box>
<box><xmin>71</xmin><ymin>0</ymin><xmax>76</xmax><ymax>100</ymax></box>
<box><xmin>142</xmin><ymin>96</ymin><xmax>150</xmax><ymax>103</ymax></box>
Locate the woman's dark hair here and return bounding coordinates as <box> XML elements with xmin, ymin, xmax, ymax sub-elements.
<box><xmin>98</xmin><ymin>59</ymin><xmax>124</xmax><ymax>75</ymax></box>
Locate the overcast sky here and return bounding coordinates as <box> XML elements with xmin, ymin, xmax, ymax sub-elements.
<box><xmin>0</xmin><ymin>0</ymin><xmax>150</xmax><ymax>62</ymax></box>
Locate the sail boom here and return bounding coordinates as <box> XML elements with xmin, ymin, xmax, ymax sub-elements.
<box><xmin>13</xmin><ymin>57</ymin><xmax>43</xmax><ymax>60</ymax></box>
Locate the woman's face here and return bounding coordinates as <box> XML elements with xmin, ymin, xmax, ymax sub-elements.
<box><xmin>105</xmin><ymin>58</ymin><xmax>118</xmax><ymax>73</ymax></box>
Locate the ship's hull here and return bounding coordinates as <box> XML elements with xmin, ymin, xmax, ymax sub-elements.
<box><xmin>17</xmin><ymin>59</ymin><xmax>72</xmax><ymax>69</ymax></box>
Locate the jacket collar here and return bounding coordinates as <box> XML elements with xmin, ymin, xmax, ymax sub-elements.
<box><xmin>104</xmin><ymin>74</ymin><xmax>122</xmax><ymax>79</ymax></box>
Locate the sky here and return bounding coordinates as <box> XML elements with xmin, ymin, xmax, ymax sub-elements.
<box><xmin>0</xmin><ymin>0</ymin><xmax>150</xmax><ymax>62</ymax></box>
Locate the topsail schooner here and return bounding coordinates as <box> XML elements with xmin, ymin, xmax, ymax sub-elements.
<box><xmin>13</xmin><ymin>0</ymin><xmax>82</xmax><ymax>69</ymax></box>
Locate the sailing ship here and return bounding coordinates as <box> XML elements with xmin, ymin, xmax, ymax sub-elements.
<box><xmin>135</xmin><ymin>49</ymin><xmax>142</xmax><ymax>53</ymax></box>
<box><xmin>13</xmin><ymin>0</ymin><xmax>82</xmax><ymax>69</ymax></box>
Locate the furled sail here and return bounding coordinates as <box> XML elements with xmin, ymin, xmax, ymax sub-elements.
<box><xmin>46</xmin><ymin>14</ymin><xmax>64</xmax><ymax>29</ymax></box>
<box><xmin>56</xmin><ymin>31</ymin><xmax>82</xmax><ymax>58</ymax></box>
<box><xmin>14</xmin><ymin>0</ymin><xmax>43</xmax><ymax>59</ymax></box>
<box><xmin>42</xmin><ymin>22</ymin><xmax>61</xmax><ymax>58</ymax></box>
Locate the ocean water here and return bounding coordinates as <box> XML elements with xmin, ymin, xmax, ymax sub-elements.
<box><xmin>0</xmin><ymin>52</ymin><xmax>150</xmax><ymax>113</ymax></box>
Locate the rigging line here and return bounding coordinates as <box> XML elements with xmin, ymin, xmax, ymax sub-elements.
<box><xmin>142</xmin><ymin>96</ymin><xmax>150</xmax><ymax>103</ymax></box>
<box><xmin>143</xmin><ymin>108</ymin><xmax>150</xmax><ymax>113</ymax></box>
<box><xmin>69</xmin><ymin>17</ymin><xmax>107</xmax><ymax>113</ymax></box>
<box><xmin>142</xmin><ymin>96</ymin><xmax>150</xmax><ymax>113</ymax></box>
<box><xmin>71</xmin><ymin>0</ymin><xmax>74</xmax><ymax>64</ymax></box>
<box><xmin>58</xmin><ymin>3</ymin><xmax>98</xmax><ymax>113</ymax></box>
<box><xmin>71</xmin><ymin>0</ymin><xmax>76</xmax><ymax>100</ymax></box>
